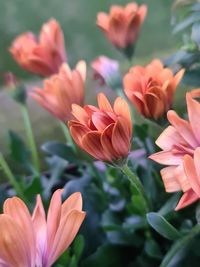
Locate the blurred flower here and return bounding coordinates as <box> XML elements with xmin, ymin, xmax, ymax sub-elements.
<box><xmin>68</xmin><ymin>93</ymin><xmax>132</xmax><ymax>163</ymax></box>
<box><xmin>91</xmin><ymin>55</ymin><xmax>120</xmax><ymax>86</ymax></box>
<box><xmin>10</xmin><ymin>19</ymin><xmax>67</xmax><ymax>77</ymax></box>
<box><xmin>97</xmin><ymin>3</ymin><xmax>147</xmax><ymax>56</ymax></box>
<box><xmin>30</xmin><ymin>61</ymin><xmax>86</xmax><ymax>122</ymax></box>
<box><xmin>0</xmin><ymin>189</ymin><xmax>85</xmax><ymax>267</ymax></box>
<box><xmin>149</xmin><ymin>93</ymin><xmax>200</xmax><ymax>210</ymax></box>
<box><xmin>123</xmin><ymin>59</ymin><xmax>185</xmax><ymax>120</ymax></box>
<box><xmin>4</xmin><ymin>72</ymin><xmax>18</xmax><ymax>89</ymax></box>
<box><xmin>190</xmin><ymin>88</ymin><xmax>200</xmax><ymax>98</ymax></box>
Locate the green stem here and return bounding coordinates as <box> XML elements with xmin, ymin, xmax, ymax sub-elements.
<box><xmin>160</xmin><ymin>224</ymin><xmax>200</xmax><ymax>267</ymax></box>
<box><xmin>21</xmin><ymin>105</ymin><xmax>40</xmax><ymax>173</ymax></box>
<box><xmin>0</xmin><ymin>153</ymin><xmax>26</xmax><ymax>200</ymax></box>
<box><xmin>60</xmin><ymin>122</ymin><xmax>76</xmax><ymax>153</ymax></box>
<box><xmin>121</xmin><ymin>164</ymin><xmax>149</xmax><ymax>212</ymax></box>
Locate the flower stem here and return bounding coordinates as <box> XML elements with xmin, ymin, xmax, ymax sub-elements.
<box><xmin>21</xmin><ymin>105</ymin><xmax>40</xmax><ymax>173</ymax></box>
<box><xmin>0</xmin><ymin>153</ymin><xmax>26</xmax><ymax>200</ymax></box>
<box><xmin>160</xmin><ymin>224</ymin><xmax>200</xmax><ymax>267</ymax></box>
<box><xmin>121</xmin><ymin>164</ymin><xmax>149</xmax><ymax>212</ymax></box>
<box><xmin>60</xmin><ymin>122</ymin><xmax>76</xmax><ymax>153</ymax></box>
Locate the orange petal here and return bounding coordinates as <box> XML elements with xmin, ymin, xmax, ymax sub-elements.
<box><xmin>175</xmin><ymin>189</ymin><xmax>199</xmax><ymax>210</ymax></box>
<box><xmin>61</xmin><ymin>192</ymin><xmax>83</xmax><ymax>217</ymax></box>
<box><xmin>156</xmin><ymin>125</ymin><xmax>183</xmax><ymax>151</ymax></box>
<box><xmin>82</xmin><ymin>131</ymin><xmax>111</xmax><ymax>161</ymax></box>
<box><xmin>194</xmin><ymin>147</ymin><xmax>200</xmax><ymax>183</ymax></box>
<box><xmin>183</xmin><ymin>154</ymin><xmax>200</xmax><ymax>197</ymax></box>
<box><xmin>149</xmin><ymin>151</ymin><xmax>182</xmax><ymax>165</ymax></box>
<box><xmin>101</xmin><ymin>123</ymin><xmax>117</xmax><ymax>160</ymax></box>
<box><xmin>32</xmin><ymin>195</ymin><xmax>47</xmax><ymax>265</ymax></box>
<box><xmin>0</xmin><ymin>214</ymin><xmax>34</xmax><ymax>267</ymax></box>
<box><xmin>97</xmin><ymin>93</ymin><xmax>113</xmax><ymax>112</ymax></box>
<box><xmin>113</xmin><ymin>97</ymin><xmax>132</xmax><ymax>133</ymax></box>
<box><xmin>69</xmin><ymin>122</ymin><xmax>89</xmax><ymax>147</ymax></box>
<box><xmin>76</xmin><ymin>60</ymin><xmax>87</xmax><ymax>82</ymax></box>
<box><xmin>167</xmin><ymin>110</ymin><xmax>198</xmax><ymax>148</ymax></box>
<box><xmin>47</xmin><ymin>210</ymin><xmax>86</xmax><ymax>266</ymax></box>
<box><xmin>174</xmin><ymin>163</ymin><xmax>190</xmax><ymax>192</ymax></box>
<box><xmin>71</xmin><ymin>104</ymin><xmax>89</xmax><ymax>125</ymax></box>
<box><xmin>160</xmin><ymin>166</ymin><xmax>181</xmax><ymax>192</ymax></box>
<box><xmin>46</xmin><ymin>189</ymin><xmax>63</xmax><ymax>255</ymax></box>
<box><xmin>112</xmin><ymin>117</ymin><xmax>130</xmax><ymax>158</ymax></box>
<box><xmin>3</xmin><ymin>197</ymin><xmax>36</xmax><ymax>266</ymax></box>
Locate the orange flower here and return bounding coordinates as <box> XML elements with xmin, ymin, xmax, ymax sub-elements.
<box><xmin>123</xmin><ymin>59</ymin><xmax>185</xmax><ymax>120</ymax></box>
<box><xmin>68</xmin><ymin>93</ymin><xmax>132</xmax><ymax>163</ymax></box>
<box><xmin>149</xmin><ymin>93</ymin><xmax>200</xmax><ymax>210</ymax></box>
<box><xmin>10</xmin><ymin>19</ymin><xmax>67</xmax><ymax>77</ymax></box>
<box><xmin>97</xmin><ymin>3</ymin><xmax>147</xmax><ymax>50</ymax></box>
<box><xmin>30</xmin><ymin>61</ymin><xmax>86</xmax><ymax>122</ymax></box>
<box><xmin>0</xmin><ymin>189</ymin><xmax>85</xmax><ymax>267</ymax></box>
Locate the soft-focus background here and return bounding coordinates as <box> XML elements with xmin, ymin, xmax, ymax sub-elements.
<box><xmin>0</xmin><ymin>0</ymin><xmax>179</xmax><ymax>154</ymax></box>
<box><xmin>1</xmin><ymin>0</ymin><xmax>178</xmax><ymax>79</ymax></box>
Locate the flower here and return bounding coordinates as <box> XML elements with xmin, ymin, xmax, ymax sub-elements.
<box><xmin>123</xmin><ymin>59</ymin><xmax>185</xmax><ymax>120</ymax></box>
<box><xmin>149</xmin><ymin>93</ymin><xmax>200</xmax><ymax>210</ymax></box>
<box><xmin>30</xmin><ymin>61</ymin><xmax>86</xmax><ymax>122</ymax></box>
<box><xmin>97</xmin><ymin>3</ymin><xmax>147</xmax><ymax>51</ymax></box>
<box><xmin>68</xmin><ymin>93</ymin><xmax>132</xmax><ymax>163</ymax></box>
<box><xmin>0</xmin><ymin>189</ymin><xmax>85</xmax><ymax>267</ymax></box>
<box><xmin>9</xmin><ymin>19</ymin><xmax>67</xmax><ymax>77</ymax></box>
<box><xmin>91</xmin><ymin>56</ymin><xmax>120</xmax><ymax>86</ymax></box>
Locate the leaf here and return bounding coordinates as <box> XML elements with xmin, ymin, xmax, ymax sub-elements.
<box><xmin>8</xmin><ymin>130</ymin><xmax>34</xmax><ymax>173</ymax></box>
<box><xmin>146</xmin><ymin>212</ymin><xmax>181</xmax><ymax>240</ymax></box>
<box><xmin>173</xmin><ymin>12</ymin><xmax>200</xmax><ymax>33</ymax></box>
<box><xmin>158</xmin><ymin>193</ymin><xmax>181</xmax><ymax>216</ymax></box>
<box><xmin>41</xmin><ymin>141</ymin><xmax>77</xmax><ymax>163</ymax></box>
<box><xmin>144</xmin><ymin>238</ymin><xmax>163</xmax><ymax>259</ymax></box>
<box><xmin>73</xmin><ymin>235</ymin><xmax>85</xmax><ymax>261</ymax></box>
<box><xmin>191</xmin><ymin>22</ymin><xmax>200</xmax><ymax>46</ymax></box>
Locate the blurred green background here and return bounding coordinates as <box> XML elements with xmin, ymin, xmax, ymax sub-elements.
<box><xmin>1</xmin><ymin>0</ymin><xmax>178</xmax><ymax>80</ymax></box>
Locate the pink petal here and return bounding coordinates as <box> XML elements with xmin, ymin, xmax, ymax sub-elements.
<box><xmin>156</xmin><ymin>126</ymin><xmax>183</xmax><ymax>150</ymax></box>
<box><xmin>149</xmin><ymin>151</ymin><xmax>182</xmax><ymax>165</ymax></box>
<box><xmin>160</xmin><ymin>166</ymin><xmax>181</xmax><ymax>192</ymax></box>
<box><xmin>175</xmin><ymin>189</ymin><xmax>199</xmax><ymax>210</ymax></box>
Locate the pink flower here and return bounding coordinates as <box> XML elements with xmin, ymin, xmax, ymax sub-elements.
<box><xmin>97</xmin><ymin>2</ymin><xmax>147</xmax><ymax>50</ymax></box>
<box><xmin>0</xmin><ymin>189</ymin><xmax>85</xmax><ymax>267</ymax></box>
<box><xmin>91</xmin><ymin>56</ymin><xmax>119</xmax><ymax>85</ymax></box>
<box><xmin>30</xmin><ymin>61</ymin><xmax>86</xmax><ymax>122</ymax></box>
<box><xmin>149</xmin><ymin>93</ymin><xmax>200</xmax><ymax>210</ymax></box>
<box><xmin>10</xmin><ymin>19</ymin><xmax>67</xmax><ymax>77</ymax></box>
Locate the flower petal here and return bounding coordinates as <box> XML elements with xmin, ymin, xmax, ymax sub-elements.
<box><xmin>47</xmin><ymin>210</ymin><xmax>86</xmax><ymax>266</ymax></box>
<box><xmin>61</xmin><ymin>192</ymin><xmax>83</xmax><ymax>217</ymax></box>
<box><xmin>97</xmin><ymin>93</ymin><xmax>113</xmax><ymax>112</ymax></box>
<box><xmin>160</xmin><ymin>166</ymin><xmax>182</xmax><ymax>192</ymax></box>
<box><xmin>0</xmin><ymin>214</ymin><xmax>33</xmax><ymax>267</ymax></box>
<box><xmin>175</xmin><ymin>189</ymin><xmax>199</xmax><ymax>211</ymax></box>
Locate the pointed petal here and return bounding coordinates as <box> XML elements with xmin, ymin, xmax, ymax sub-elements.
<box><xmin>47</xmin><ymin>210</ymin><xmax>86</xmax><ymax>266</ymax></box>
<box><xmin>112</xmin><ymin>117</ymin><xmax>131</xmax><ymax>158</ymax></box>
<box><xmin>149</xmin><ymin>151</ymin><xmax>182</xmax><ymax>165</ymax></box>
<box><xmin>175</xmin><ymin>189</ymin><xmax>199</xmax><ymax>210</ymax></box>
<box><xmin>61</xmin><ymin>192</ymin><xmax>83</xmax><ymax>217</ymax></box>
<box><xmin>167</xmin><ymin>110</ymin><xmax>198</xmax><ymax>148</ymax></box>
<box><xmin>3</xmin><ymin>197</ymin><xmax>36</xmax><ymax>266</ymax></box>
<box><xmin>183</xmin><ymin>154</ymin><xmax>200</xmax><ymax>197</ymax></box>
<box><xmin>97</xmin><ymin>93</ymin><xmax>113</xmax><ymax>112</ymax></box>
<box><xmin>156</xmin><ymin>126</ymin><xmax>183</xmax><ymax>150</ymax></box>
<box><xmin>76</xmin><ymin>60</ymin><xmax>87</xmax><ymax>81</ymax></box>
<box><xmin>113</xmin><ymin>97</ymin><xmax>132</xmax><ymax>133</ymax></box>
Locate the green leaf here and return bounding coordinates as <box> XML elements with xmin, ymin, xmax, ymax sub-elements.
<box><xmin>144</xmin><ymin>238</ymin><xmax>162</xmax><ymax>259</ymax></box>
<box><xmin>147</xmin><ymin>212</ymin><xmax>181</xmax><ymax>240</ymax></box>
<box><xmin>9</xmin><ymin>84</ymin><xmax>27</xmax><ymax>104</ymax></box>
<box><xmin>173</xmin><ymin>12</ymin><xmax>200</xmax><ymax>33</ymax></box>
<box><xmin>158</xmin><ymin>193</ymin><xmax>181</xmax><ymax>216</ymax></box>
<box><xmin>73</xmin><ymin>235</ymin><xmax>85</xmax><ymax>261</ymax></box>
<box><xmin>191</xmin><ymin>22</ymin><xmax>200</xmax><ymax>45</ymax></box>
<box><xmin>41</xmin><ymin>141</ymin><xmax>77</xmax><ymax>163</ymax></box>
